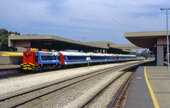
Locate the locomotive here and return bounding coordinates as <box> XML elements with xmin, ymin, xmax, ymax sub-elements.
<box><xmin>20</xmin><ymin>49</ymin><xmax>138</xmax><ymax>71</ymax></box>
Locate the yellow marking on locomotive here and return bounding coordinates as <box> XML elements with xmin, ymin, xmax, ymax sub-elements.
<box><xmin>23</xmin><ymin>67</ymin><xmax>33</xmax><ymax>70</ymax></box>
<box><xmin>22</xmin><ymin>68</ymin><xmax>27</xmax><ymax>70</ymax></box>
<box><xmin>21</xmin><ymin>63</ymin><xmax>35</xmax><ymax>66</ymax></box>
<box><xmin>30</xmin><ymin>48</ymin><xmax>38</xmax><ymax>51</ymax></box>
<box><xmin>2</xmin><ymin>52</ymin><xmax>23</xmax><ymax>56</ymax></box>
<box><xmin>29</xmin><ymin>63</ymin><xmax>35</xmax><ymax>66</ymax></box>
<box><xmin>21</xmin><ymin>63</ymin><xmax>35</xmax><ymax>70</ymax></box>
<box><xmin>28</xmin><ymin>67</ymin><xmax>33</xmax><ymax>70</ymax></box>
<box><xmin>24</xmin><ymin>65</ymin><xmax>31</xmax><ymax>67</ymax></box>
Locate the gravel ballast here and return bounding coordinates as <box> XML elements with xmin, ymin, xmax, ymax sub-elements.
<box><xmin>0</xmin><ymin>61</ymin><xmax>139</xmax><ymax>95</ymax></box>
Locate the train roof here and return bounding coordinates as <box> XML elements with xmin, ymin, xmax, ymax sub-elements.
<box><xmin>103</xmin><ymin>53</ymin><xmax>115</xmax><ymax>56</ymax></box>
<box><xmin>37</xmin><ymin>51</ymin><xmax>59</xmax><ymax>56</ymax></box>
<box><xmin>36</xmin><ymin>51</ymin><xmax>136</xmax><ymax>57</ymax></box>
<box><xmin>64</xmin><ymin>50</ymin><xmax>79</xmax><ymax>52</ymax></box>
<box><xmin>87</xmin><ymin>52</ymin><xmax>105</xmax><ymax>56</ymax></box>
<box><xmin>59</xmin><ymin>51</ymin><xmax>89</xmax><ymax>56</ymax></box>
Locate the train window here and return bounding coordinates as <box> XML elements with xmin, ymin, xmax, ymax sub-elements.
<box><xmin>66</xmin><ymin>56</ymin><xmax>87</xmax><ymax>61</ymax></box>
<box><xmin>41</xmin><ymin>56</ymin><xmax>54</xmax><ymax>60</ymax></box>
<box><xmin>50</xmin><ymin>56</ymin><xmax>52</xmax><ymax>60</ymax></box>
<box><xmin>46</xmin><ymin>56</ymin><xmax>49</xmax><ymax>60</ymax></box>
<box><xmin>35</xmin><ymin>56</ymin><xmax>38</xmax><ymax>62</ymax></box>
<box><xmin>53</xmin><ymin>56</ymin><xmax>56</xmax><ymax>60</ymax></box>
<box><xmin>41</xmin><ymin>56</ymin><xmax>45</xmax><ymax>60</ymax></box>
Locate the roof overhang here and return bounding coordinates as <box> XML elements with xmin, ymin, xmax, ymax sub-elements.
<box><xmin>109</xmin><ymin>44</ymin><xmax>141</xmax><ymax>49</ymax></box>
<box><xmin>86</xmin><ymin>41</ymin><xmax>141</xmax><ymax>50</ymax></box>
<box><xmin>124</xmin><ymin>31</ymin><xmax>170</xmax><ymax>49</ymax></box>
<box><xmin>9</xmin><ymin>34</ymin><xmax>106</xmax><ymax>49</ymax></box>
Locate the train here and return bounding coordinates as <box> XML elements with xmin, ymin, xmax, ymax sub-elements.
<box><xmin>20</xmin><ymin>49</ymin><xmax>142</xmax><ymax>71</ymax></box>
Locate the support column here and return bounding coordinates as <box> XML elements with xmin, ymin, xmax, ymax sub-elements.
<box><xmin>157</xmin><ymin>45</ymin><xmax>164</xmax><ymax>66</ymax></box>
<box><xmin>100</xmin><ymin>49</ymin><xmax>102</xmax><ymax>53</ymax></box>
<box><xmin>102</xmin><ymin>49</ymin><xmax>105</xmax><ymax>53</ymax></box>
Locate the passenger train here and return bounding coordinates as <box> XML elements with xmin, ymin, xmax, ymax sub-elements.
<box><xmin>21</xmin><ymin>49</ymin><xmax>140</xmax><ymax>71</ymax></box>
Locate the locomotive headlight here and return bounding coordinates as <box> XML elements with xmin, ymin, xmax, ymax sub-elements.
<box><xmin>24</xmin><ymin>52</ymin><xmax>29</xmax><ymax>56</ymax></box>
<box><xmin>33</xmin><ymin>52</ymin><xmax>36</xmax><ymax>56</ymax></box>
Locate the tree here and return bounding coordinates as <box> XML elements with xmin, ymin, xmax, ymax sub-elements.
<box><xmin>9</xmin><ymin>31</ymin><xmax>20</xmax><ymax>35</ymax></box>
<box><xmin>140</xmin><ymin>49</ymin><xmax>149</xmax><ymax>59</ymax></box>
<box><xmin>0</xmin><ymin>28</ymin><xmax>8</xmax><ymax>36</ymax></box>
<box><xmin>0</xmin><ymin>28</ymin><xmax>20</xmax><ymax>51</ymax></box>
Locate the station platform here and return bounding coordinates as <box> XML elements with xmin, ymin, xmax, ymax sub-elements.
<box><xmin>125</xmin><ymin>61</ymin><xmax>170</xmax><ymax>108</ymax></box>
<box><xmin>0</xmin><ymin>65</ymin><xmax>20</xmax><ymax>70</ymax></box>
<box><xmin>0</xmin><ymin>65</ymin><xmax>20</xmax><ymax>77</ymax></box>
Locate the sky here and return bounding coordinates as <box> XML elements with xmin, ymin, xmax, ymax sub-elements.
<box><xmin>0</xmin><ymin>0</ymin><xmax>170</xmax><ymax>44</ymax></box>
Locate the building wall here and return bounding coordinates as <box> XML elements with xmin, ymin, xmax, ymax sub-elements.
<box><xmin>0</xmin><ymin>52</ymin><xmax>22</xmax><ymax>65</ymax></box>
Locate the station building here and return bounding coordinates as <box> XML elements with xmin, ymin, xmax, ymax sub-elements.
<box><xmin>125</xmin><ymin>31</ymin><xmax>170</xmax><ymax>66</ymax></box>
<box><xmin>8</xmin><ymin>34</ymin><xmax>140</xmax><ymax>54</ymax></box>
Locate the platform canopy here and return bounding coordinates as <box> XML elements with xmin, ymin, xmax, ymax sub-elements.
<box><xmin>125</xmin><ymin>31</ymin><xmax>170</xmax><ymax>50</ymax></box>
<box><xmin>85</xmin><ymin>41</ymin><xmax>140</xmax><ymax>53</ymax></box>
<box><xmin>9</xmin><ymin>34</ymin><xmax>106</xmax><ymax>49</ymax></box>
<box><xmin>9</xmin><ymin>34</ymin><xmax>140</xmax><ymax>54</ymax></box>
<box><xmin>85</xmin><ymin>41</ymin><xmax>141</xmax><ymax>49</ymax></box>
<box><xmin>125</xmin><ymin>31</ymin><xmax>170</xmax><ymax>66</ymax></box>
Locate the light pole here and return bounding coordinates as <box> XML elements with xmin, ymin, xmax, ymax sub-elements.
<box><xmin>160</xmin><ymin>8</ymin><xmax>170</xmax><ymax>70</ymax></box>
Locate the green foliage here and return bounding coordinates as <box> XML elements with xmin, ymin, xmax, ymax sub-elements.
<box><xmin>140</xmin><ymin>49</ymin><xmax>149</xmax><ymax>59</ymax></box>
<box><xmin>0</xmin><ymin>28</ymin><xmax>8</xmax><ymax>35</ymax></box>
<box><xmin>0</xmin><ymin>28</ymin><xmax>20</xmax><ymax>51</ymax></box>
<box><xmin>8</xmin><ymin>31</ymin><xmax>20</xmax><ymax>35</ymax></box>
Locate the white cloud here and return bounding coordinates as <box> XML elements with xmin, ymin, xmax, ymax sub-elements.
<box><xmin>0</xmin><ymin>0</ymin><xmax>169</xmax><ymax>43</ymax></box>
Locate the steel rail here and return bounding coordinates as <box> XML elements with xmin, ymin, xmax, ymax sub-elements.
<box><xmin>0</xmin><ymin>62</ymin><xmax>144</xmax><ymax>108</ymax></box>
<box><xmin>109</xmin><ymin>71</ymin><xmax>134</xmax><ymax>108</ymax></box>
<box><xmin>109</xmin><ymin>63</ymin><xmax>146</xmax><ymax>108</ymax></box>
<box><xmin>80</xmin><ymin>64</ymin><xmax>142</xmax><ymax>108</ymax></box>
<box><xmin>0</xmin><ymin>62</ymin><xmax>142</xmax><ymax>108</ymax></box>
<box><xmin>0</xmin><ymin>64</ymin><xmax>125</xmax><ymax>101</ymax></box>
<box><xmin>11</xmin><ymin>64</ymin><xmax>136</xmax><ymax>108</ymax></box>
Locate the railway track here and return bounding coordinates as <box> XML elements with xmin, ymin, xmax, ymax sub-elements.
<box><xmin>0</xmin><ymin>61</ymin><xmax>132</xmax><ymax>79</ymax></box>
<box><xmin>81</xmin><ymin>63</ymin><xmax>140</xmax><ymax>108</ymax></box>
<box><xmin>0</xmin><ymin>61</ymin><xmax>141</xmax><ymax>79</ymax></box>
<box><xmin>0</xmin><ymin>61</ymin><xmax>145</xmax><ymax>108</ymax></box>
<box><xmin>109</xmin><ymin>72</ymin><xmax>133</xmax><ymax>108</ymax></box>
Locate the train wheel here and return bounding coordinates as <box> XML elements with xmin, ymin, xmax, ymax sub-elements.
<box><xmin>43</xmin><ymin>65</ymin><xmax>47</xmax><ymax>71</ymax></box>
<box><xmin>62</xmin><ymin>65</ymin><xmax>67</xmax><ymax>68</ymax></box>
<box><xmin>52</xmin><ymin>65</ymin><xmax>57</xmax><ymax>70</ymax></box>
<box><xmin>35</xmin><ymin>67</ymin><xmax>39</xmax><ymax>72</ymax></box>
<box><xmin>39</xmin><ymin>66</ymin><xmax>43</xmax><ymax>72</ymax></box>
<box><xmin>58</xmin><ymin>65</ymin><xmax>61</xmax><ymax>69</ymax></box>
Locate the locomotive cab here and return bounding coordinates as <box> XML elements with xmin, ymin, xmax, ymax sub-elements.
<box><xmin>21</xmin><ymin>50</ymin><xmax>37</xmax><ymax>70</ymax></box>
<box><xmin>21</xmin><ymin>50</ymin><xmax>60</xmax><ymax>71</ymax></box>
